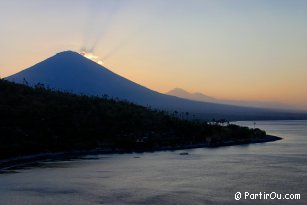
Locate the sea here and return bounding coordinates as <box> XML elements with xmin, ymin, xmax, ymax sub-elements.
<box><xmin>0</xmin><ymin>120</ymin><xmax>306</xmax><ymax>205</ymax></box>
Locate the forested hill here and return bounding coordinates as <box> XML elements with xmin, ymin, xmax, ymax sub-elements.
<box><xmin>0</xmin><ymin>79</ymin><xmax>275</xmax><ymax>159</ymax></box>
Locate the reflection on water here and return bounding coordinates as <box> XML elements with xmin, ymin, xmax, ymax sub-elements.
<box><xmin>0</xmin><ymin>121</ymin><xmax>306</xmax><ymax>205</ymax></box>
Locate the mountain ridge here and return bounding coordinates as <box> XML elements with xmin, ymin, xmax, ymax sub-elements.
<box><xmin>167</xmin><ymin>88</ymin><xmax>293</xmax><ymax>110</ymax></box>
<box><xmin>5</xmin><ymin>50</ymin><xmax>307</xmax><ymax>120</ymax></box>
<box><xmin>167</xmin><ymin>88</ymin><xmax>217</xmax><ymax>103</ymax></box>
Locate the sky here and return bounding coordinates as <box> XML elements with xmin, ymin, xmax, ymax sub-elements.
<box><xmin>0</xmin><ymin>0</ymin><xmax>307</xmax><ymax>109</ymax></box>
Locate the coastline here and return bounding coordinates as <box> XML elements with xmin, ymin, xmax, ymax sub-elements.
<box><xmin>0</xmin><ymin>135</ymin><xmax>282</xmax><ymax>171</ymax></box>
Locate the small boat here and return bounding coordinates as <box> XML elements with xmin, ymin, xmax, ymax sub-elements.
<box><xmin>179</xmin><ymin>152</ymin><xmax>189</xmax><ymax>155</ymax></box>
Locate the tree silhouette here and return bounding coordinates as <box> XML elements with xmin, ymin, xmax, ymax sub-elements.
<box><xmin>0</xmin><ymin>79</ymin><xmax>269</xmax><ymax>159</ymax></box>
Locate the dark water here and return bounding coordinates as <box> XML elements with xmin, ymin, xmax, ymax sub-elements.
<box><xmin>0</xmin><ymin>121</ymin><xmax>306</xmax><ymax>205</ymax></box>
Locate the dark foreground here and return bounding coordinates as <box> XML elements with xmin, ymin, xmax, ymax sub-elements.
<box><xmin>1</xmin><ymin>79</ymin><xmax>276</xmax><ymax>161</ymax></box>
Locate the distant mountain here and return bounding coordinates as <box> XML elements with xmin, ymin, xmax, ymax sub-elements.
<box><xmin>167</xmin><ymin>88</ymin><xmax>217</xmax><ymax>103</ymax></box>
<box><xmin>5</xmin><ymin>51</ymin><xmax>307</xmax><ymax>121</ymax></box>
<box><xmin>167</xmin><ymin>88</ymin><xmax>292</xmax><ymax>110</ymax></box>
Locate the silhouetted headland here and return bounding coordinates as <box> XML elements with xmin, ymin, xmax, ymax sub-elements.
<box><xmin>0</xmin><ymin>79</ymin><xmax>281</xmax><ymax>168</ymax></box>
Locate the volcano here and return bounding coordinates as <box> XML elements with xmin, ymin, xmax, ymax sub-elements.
<box><xmin>5</xmin><ymin>51</ymin><xmax>307</xmax><ymax>120</ymax></box>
